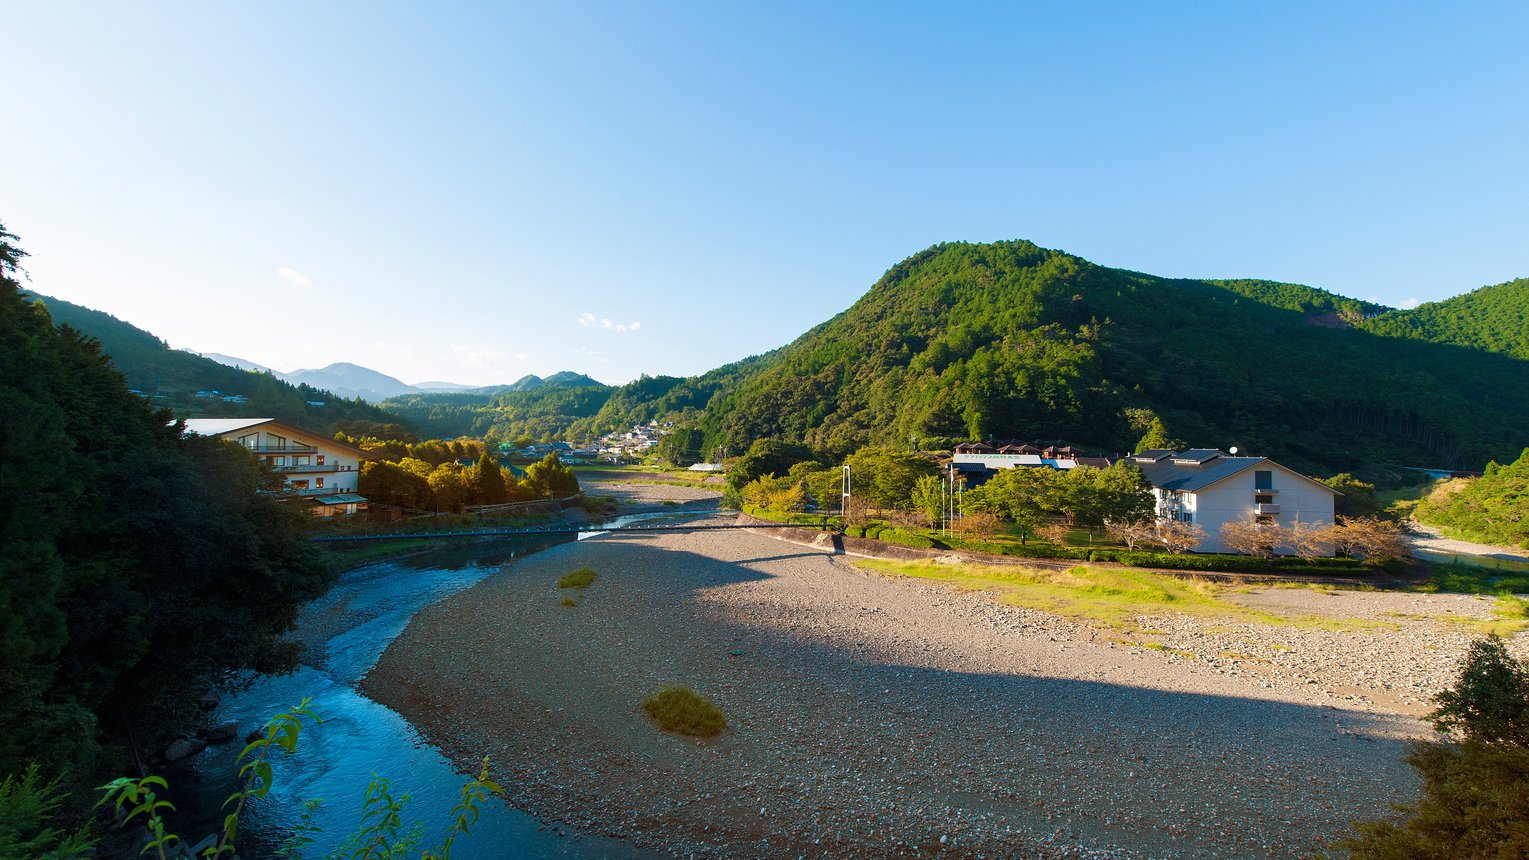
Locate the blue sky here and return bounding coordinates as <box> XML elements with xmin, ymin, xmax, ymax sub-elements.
<box><xmin>6</xmin><ymin>3</ymin><xmax>1527</xmax><ymax>386</ymax></box>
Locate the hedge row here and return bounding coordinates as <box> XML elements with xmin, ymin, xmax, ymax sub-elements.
<box><xmin>876</xmin><ymin>528</ymin><xmax>946</xmax><ymax>550</ymax></box>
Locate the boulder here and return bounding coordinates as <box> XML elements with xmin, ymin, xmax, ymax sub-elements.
<box><xmin>204</xmin><ymin>722</ymin><xmax>240</xmax><ymax>743</ymax></box>
<box><xmin>164</xmin><ymin>738</ymin><xmax>196</xmax><ymax>762</ymax></box>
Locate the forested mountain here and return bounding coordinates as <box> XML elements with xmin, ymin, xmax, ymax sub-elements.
<box><xmin>376</xmin><ymin>241</ymin><xmax>1526</xmax><ymax>479</ymax></box>
<box><xmin>380</xmin><ymin>371</ymin><xmax>614</xmax><ymax>440</ymax></box>
<box><xmin>681</xmin><ymin>241</ymin><xmax>1528</xmax><ymax>477</ymax></box>
<box><xmin>30</xmin><ymin>293</ymin><xmax>401</xmax><ymax>432</ymax></box>
<box><xmin>1358</xmin><ymin>277</ymin><xmax>1529</xmax><ymax>360</ymax></box>
<box><xmin>3</xmin><ymin>224</ymin><xmax>335</xmax><ymax>794</ymax></box>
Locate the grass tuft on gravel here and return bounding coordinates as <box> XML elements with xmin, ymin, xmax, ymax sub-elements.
<box><xmin>855</xmin><ymin>559</ymin><xmax>1379</xmax><ymax>633</ymax></box>
<box><xmin>557</xmin><ymin>566</ymin><xmax>598</xmax><ymax>589</ymax></box>
<box><xmin>560</xmin><ymin>596</ymin><xmax>578</xmax><ymax>607</ymax></box>
<box><xmin>642</xmin><ymin>686</ymin><xmax>727</xmax><ymax>737</ymax></box>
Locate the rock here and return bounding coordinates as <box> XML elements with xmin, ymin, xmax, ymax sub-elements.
<box><xmin>205</xmin><ymin>722</ymin><xmax>240</xmax><ymax>743</ymax></box>
<box><xmin>163</xmin><ymin>737</ymin><xmax>207</xmax><ymax>761</ymax></box>
<box><xmin>198</xmin><ymin>691</ymin><xmax>221</xmax><ymax>711</ymax></box>
<box><xmin>245</xmin><ymin>727</ymin><xmax>268</xmax><ymax>745</ymax></box>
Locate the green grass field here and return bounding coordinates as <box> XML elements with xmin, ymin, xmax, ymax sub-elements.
<box><xmin>853</xmin><ymin>559</ymin><xmax>1383</xmax><ymax>634</ymax></box>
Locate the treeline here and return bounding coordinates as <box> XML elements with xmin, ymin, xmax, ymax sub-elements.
<box><xmin>1416</xmin><ymin>448</ymin><xmax>1529</xmax><ymax>549</ymax></box>
<box><xmin>30</xmin><ymin>292</ymin><xmax>404</xmax><ymax>433</ymax></box>
<box><xmin>345</xmin><ymin>432</ymin><xmax>580</xmax><ymax>512</ymax></box>
<box><xmin>1360</xmin><ymin>277</ymin><xmax>1529</xmax><ymax>361</ymax></box>
<box><xmin>1</xmin><ymin>224</ymin><xmax>335</xmax><ymax>800</ymax></box>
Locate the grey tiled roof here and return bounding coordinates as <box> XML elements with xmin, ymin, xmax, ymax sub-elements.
<box><xmin>1172</xmin><ymin>448</ymin><xmax>1226</xmax><ymax>463</ymax></box>
<box><xmin>1136</xmin><ymin>456</ymin><xmax>1268</xmax><ymax>493</ymax></box>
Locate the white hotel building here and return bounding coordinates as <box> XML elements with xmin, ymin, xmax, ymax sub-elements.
<box><xmin>181</xmin><ymin>418</ymin><xmax>367</xmax><ymax>516</ymax></box>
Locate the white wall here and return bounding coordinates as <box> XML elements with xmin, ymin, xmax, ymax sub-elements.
<box><xmin>1188</xmin><ymin>463</ymin><xmax>1334</xmax><ymax>554</ymax></box>
<box><xmin>228</xmin><ymin>423</ymin><xmax>361</xmax><ymax>494</ymax></box>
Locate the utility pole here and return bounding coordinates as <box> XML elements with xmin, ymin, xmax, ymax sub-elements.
<box><xmin>841</xmin><ymin>464</ymin><xmax>852</xmax><ymax>520</ymax></box>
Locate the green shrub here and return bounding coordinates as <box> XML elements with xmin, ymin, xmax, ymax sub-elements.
<box><xmin>560</xmin><ymin>596</ymin><xmax>578</xmax><ymax>607</ymax></box>
<box><xmin>642</xmin><ymin>686</ymin><xmax>727</xmax><ymax>737</ymax></box>
<box><xmin>844</xmin><ymin>524</ymin><xmax>865</xmax><ymax>538</ymax></box>
<box><xmin>877</xmin><ymin>528</ymin><xmax>942</xmax><ymax>550</ymax></box>
<box><xmin>863</xmin><ymin>523</ymin><xmax>887</xmax><ymax>539</ymax></box>
<box><xmin>1343</xmin><ymin>636</ymin><xmax>1529</xmax><ymax>858</ymax></box>
<box><xmin>556</xmin><ymin>567</ymin><xmax>597</xmax><ymax>589</ymax></box>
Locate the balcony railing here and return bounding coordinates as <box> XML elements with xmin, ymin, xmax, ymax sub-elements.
<box><xmin>248</xmin><ymin>443</ymin><xmax>318</xmax><ymax>454</ymax></box>
<box><xmin>1254</xmin><ymin>503</ymin><xmax>1281</xmax><ymax>515</ymax></box>
<box><xmin>272</xmin><ymin>463</ymin><xmax>344</xmax><ymax>473</ymax></box>
<box><xmin>285</xmin><ymin>485</ymin><xmax>357</xmax><ymax>496</ymax></box>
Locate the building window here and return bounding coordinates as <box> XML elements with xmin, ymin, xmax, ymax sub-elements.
<box><xmin>316</xmin><ymin>477</ymin><xmax>324</xmax><ymax>488</ymax></box>
<box><xmin>316</xmin><ymin>455</ymin><xmax>325</xmax><ymax>465</ymax></box>
<box><xmin>1255</xmin><ymin>494</ymin><xmax>1274</xmax><ymax>505</ymax></box>
<box><xmin>1255</xmin><ymin>470</ymin><xmax>1273</xmax><ymax>490</ymax></box>
<box><xmin>290</xmin><ymin>480</ymin><xmax>309</xmax><ymax>490</ymax></box>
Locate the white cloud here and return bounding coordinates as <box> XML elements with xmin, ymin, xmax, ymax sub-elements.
<box><xmin>515</xmin><ymin>352</ymin><xmax>529</xmax><ymax>361</ymax></box>
<box><xmin>577</xmin><ymin>311</ymin><xmax>640</xmax><ymax>333</ymax></box>
<box><xmin>1400</xmin><ymin>297</ymin><xmax>1420</xmax><ymax>310</ymax></box>
<box><xmin>277</xmin><ymin>267</ymin><xmax>312</xmax><ymax>287</ymax></box>
<box><xmin>452</xmin><ymin>345</ymin><xmax>509</xmax><ymax>366</ymax></box>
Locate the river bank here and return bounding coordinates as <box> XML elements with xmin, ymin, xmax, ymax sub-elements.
<box><xmin>359</xmin><ymin>514</ymin><xmax>1526</xmax><ymax>859</ymax></box>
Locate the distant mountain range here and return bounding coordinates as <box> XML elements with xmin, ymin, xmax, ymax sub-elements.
<box><xmin>28</xmin><ymin>294</ymin><xmax>401</xmax><ymax>432</ymax></box>
<box><xmin>194</xmin><ymin>354</ymin><xmax>604</xmax><ymax>403</ymax></box>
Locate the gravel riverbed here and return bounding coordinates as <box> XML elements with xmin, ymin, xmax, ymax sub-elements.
<box><xmin>360</xmin><ymin>521</ymin><xmax>1526</xmax><ymax>859</ymax></box>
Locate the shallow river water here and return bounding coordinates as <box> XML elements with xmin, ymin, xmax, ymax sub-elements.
<box><xmin>176</xmin><ymin>514</ymin><xmax>685</xmax><ymax>859</ymax></box>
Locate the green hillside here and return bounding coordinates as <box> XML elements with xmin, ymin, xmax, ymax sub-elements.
<box><xmin>690</xmin><ymin>242</ymin><xmax>1529</xmax><ymax>477</ymax></box>
<box><xmin>1358</xmin><ymin>277</ymin><xmax>1529</xmax><ymax>360</ymax></box>
<box><xmin>378</xmin><ymin>241</ymin><xmax>1529</xmax><ymax>479</ymax></box>
<box><xmin>29</xmin><ymin>292</ymin><xmax>403</xmax><ymax>433</ymax></box>
<box><xmin>383</xmin><ymin>382</ymin><xmax>615</xmax><ymax>441</ymax></box>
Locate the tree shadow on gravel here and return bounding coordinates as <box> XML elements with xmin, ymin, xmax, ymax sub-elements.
<box><xmin>558</xmin><ymin>532</ymin><xmax>1424</xmax><ymax>859</ymax></box>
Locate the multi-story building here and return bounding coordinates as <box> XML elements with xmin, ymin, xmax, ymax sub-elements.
<box><xmin>181</xmin><ymin>418</ymin><xmax>367</xmax><ymax>516</ymax></box>
<box><xmin>1129</xmin><ymin>449</ymin><xmax>1336</xmax><ymax>553</ymax></box>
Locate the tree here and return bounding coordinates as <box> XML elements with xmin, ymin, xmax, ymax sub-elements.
<box><xmin>1104</xmin><ymin>517</ymin><xmax>1157</xmax><ymax>551</ymax></box>
<box><xmin>910</xmin><ymin>475</ymin><xmax>944</xmax><ymax>528</ymax></box>
<box><xmin>1153</xmin><ymin>519</ymin><xmax>1206</xmax><ymax>553</ymax></box>
<box><xmin>1321</xmin><ymin>473</ymin><xmax>1383</xmax><ymax>518</ymax></box>
<box><xmin>966</xmin><ymin>466</ymin><xmax>1052</xmax><ymax>542</ymax></box>
<box><xmin>725</xmin><ymin>439</ymin><xmax>813</xmax><ymax>493</ymax></box>
<box><xmin>1429</xmin><ymin>636</ymin><xmax>1529</xmax><ymax>748</ymax></box>
<box><xmin>360</xmin><ymin>459</ymin><xmax>431</xmax><ymax>509</ymax></box>
<box><xmin>1218</xmin><ymin>519</ymin><xmax>1287</xmax><ymax>559</ymax></box>
<box><xmin>470</xmin><ymin>453</ymin><xmax>510</xmax><ymax>505</ymax></box>
<box><xmin>525</xmin><ymin>453</ymin><xmax>580</xmax><ymax>497</ymax></box>
<box><xmin>1326</xmin><ymin>517</ymin><xmax>1410</xmax><ymax>565</ymax></box>
<box><xmin>427</xmin><ymin>465</ymin><xmax>471</xmax><ymax>512</ymax></box>
<box><xmin>1051</xmin><ymin>463</ymin><xmax>1155</xmax><ymax>528</ymax></box>
<box><xmin>1285</xmin><ymin>517</ymin><xmax>1332</xmax><ymax>561</ymax></box>
<box><xmin>1</xmin><ymin>223</ymin><xmax>335</xmax><ymax>790</ymax></box>
<box><xmin>843</xmin><ymin>447</ymin><xmax>938</xmax><ymax>510</ymax></box>
<box><xmin>1343</xmin><ymin>637</ymin><xmax>1529</xmax><ymax>859</ymax></box>
<box><xmin>1126</xmin><ymin>409</ymin><xmax>1183</xmax><ymax>453</ymax></box>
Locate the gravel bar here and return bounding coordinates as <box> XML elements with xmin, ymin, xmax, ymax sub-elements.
<box><xmin>361</xmin><ymin>522</ymin><xmax>1526</xmax><ymax>859</ymax></box>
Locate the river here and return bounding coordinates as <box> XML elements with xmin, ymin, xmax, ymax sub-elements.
<box><xmin>175</xmin><ymin>513</ymin><xmax>691</xmax><ymax>859</ymax></box>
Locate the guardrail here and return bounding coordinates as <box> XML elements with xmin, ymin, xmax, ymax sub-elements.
<box><xmin>309</xmin><ymin>521</ymin><xmax>802</xmax><ymax>542</ymax></box>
